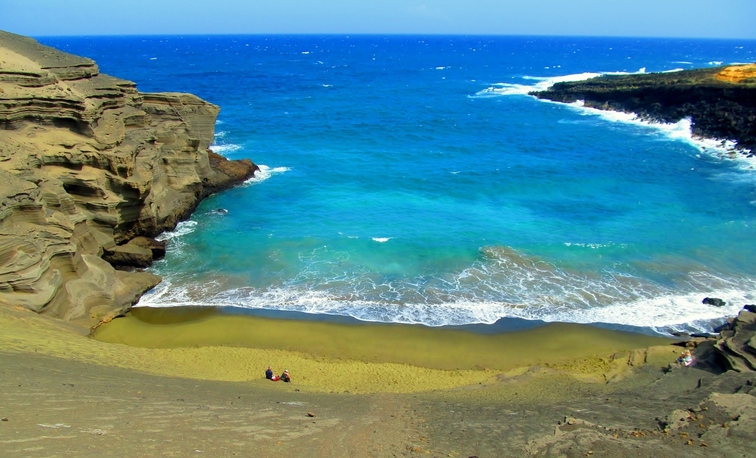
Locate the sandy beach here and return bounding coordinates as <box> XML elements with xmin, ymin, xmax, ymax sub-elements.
<box><xmin>3</xmin><ymin>304</ymin><xmax>755</xmax><ymax>457</ymax></box>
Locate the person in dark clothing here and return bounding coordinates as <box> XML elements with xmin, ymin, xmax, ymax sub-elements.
<box><xmin>280</xmin><ymin>370</ymin><xmax>291</xmax><ymax>383</ymax></box>
<box><xmin>265</xmin><ymin>366</ymin><xmax>274</xmax><ymax>379</ymax></box>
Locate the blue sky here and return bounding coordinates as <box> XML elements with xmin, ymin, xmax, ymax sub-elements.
<box><xmin>1</xmin><ymin>0</ymin><xmax>755</xmax><ymax>39</ymax></box>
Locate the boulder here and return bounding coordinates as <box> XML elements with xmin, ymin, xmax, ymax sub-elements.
<box><xmin>103</xmin><ymin>243</ymin><xmax>154</xmax><ymax>269</ymax></box>
<box><xmin>128</xmin><ymin>236</ymin><xmax>167</xmax><ymax>260</ymax></box>
<box><xmin>703</xmin><ymin>297</ymin><xmax>727</xmax><ymax>307</ymax></box>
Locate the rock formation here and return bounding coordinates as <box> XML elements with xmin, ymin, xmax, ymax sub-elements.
<box><xmin>715</xmin><ymin>308</ymin><xmax>756</xmax><ymax>372</ymax></box>
<box><xmin>0</xmin><ymin>31</ymin><xmax>258</xmax><ymax>327</ymax></box>
<box><xmin>531</xmin><ymin>64</ymin><xmax>756</xmax><ymax>150</ymax></box>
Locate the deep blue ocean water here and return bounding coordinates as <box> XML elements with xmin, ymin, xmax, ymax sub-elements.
<box><xmin>41</xmin><ymin>35</ymin><xmax>756</xmax><ymax>334</ymax></box>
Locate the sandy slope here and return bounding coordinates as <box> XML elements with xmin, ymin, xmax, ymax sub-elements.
<box><xmin>2</xmin><ymin>305</ymin><xmax>755</xmax><ymax>457</ymax></box>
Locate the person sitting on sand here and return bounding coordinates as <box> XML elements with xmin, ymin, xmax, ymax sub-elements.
<box><xmin>280</xmin><ymin>369</ymin><xmax>291</xmax><ymax>383</ymax></box>
<box><xmin>266</xmin><ymin>366</ymin><xmax>280</xmax><ymax>381</ymax></box>
<box><xmin>677</xmin><ymin>349</ymin><xmax>694</xmax><ymax>367</ymax></box>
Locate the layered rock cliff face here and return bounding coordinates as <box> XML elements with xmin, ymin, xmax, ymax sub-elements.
<box><xmin>532</xmin><ymin>65</ymin><xmax>756</xmax><ymax>150</ymax></box>
<box><xmin>0</xmin><ymin>31</ymin><xmax>257</xmax><ymax>327</ymax></box>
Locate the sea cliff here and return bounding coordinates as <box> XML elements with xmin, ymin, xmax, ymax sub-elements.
<box><xmin>0</xmin><ymin>31</ymin><xmax>258</xmax><ymax>327</ymax></box>
<box><xmin>532</xmin><ymin>64</ymin><xmax>756</xmax><ymax>151</ymax></box>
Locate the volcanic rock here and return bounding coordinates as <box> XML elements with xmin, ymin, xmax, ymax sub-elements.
<box><xmin>703</xmin><ymin>297</ymin><xmax>727</xmax><ymax>307</ymax></box>
<box><xmin>531</xmin><ymin>65</ymin><xmax>756</xmax><ymax>150</ymax></box>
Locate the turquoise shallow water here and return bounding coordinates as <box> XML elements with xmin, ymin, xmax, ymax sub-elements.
<box><xmin>42</xmin><ymin>35</ymin><xmax>756</xmax><ymax>333</ymax></box>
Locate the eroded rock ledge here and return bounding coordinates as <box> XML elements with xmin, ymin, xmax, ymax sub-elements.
<box><xmin>0</xmin><ymin>31</ymin><xmax>258</xmax><ymax>327</ymax></box>
<box><xmin>531</xmin><ymin>64</ymin><xmax>756</xmax><ymax>151</ymax></box>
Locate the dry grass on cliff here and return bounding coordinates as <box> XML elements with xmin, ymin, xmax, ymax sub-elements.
<box><xmin>716</xmin><ymin>64</ymin><xmax>756</xmax><ymax>84</ymax></box>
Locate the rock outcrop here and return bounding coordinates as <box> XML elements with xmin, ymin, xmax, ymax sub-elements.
<box><xmin>531</xmin><ymin>64</ymin><xmax>756</xmax><ymax>150</ymax></box>
<box><xmin>715</xmin><ymin>308</ymin><xmax>756</xmax><ymax>372</ymax></box>
<box><xmin>0</xmin><ymin>30</ymin><xmax>258</xmax><ymax>327</ymax></box>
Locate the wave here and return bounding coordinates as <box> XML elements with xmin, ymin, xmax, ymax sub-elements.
<box><xmin>136</xmin><ymin>276</ymin><xmax>753</xmax><ymax>335</ymax></box>
<box><xmin>564</xmin><ymin>242</ymin><xmax>628</xmax><ymax>250</ymax></box>
<box><xmin>244</xmin><ymin>164</ymin><xmax>290</xmax><ymax>185</ymax></box>
<box><xmin>470</xmin><ymin>68</ymin><xmax>649</xmax><ymax>98</ymax></box>
<box><xmin>209</xmin><ymin>143</ymin><xmax>242</xmax><ymax>154</ymax></box>
<box><xmin>566</xmin><ymin>101</ymin><xmax>754</xmax><ymax>161</ymax></box>
<box><xmin>137</xmin><ymin>244</ymin><xmax>754</xmax><ymax>334</ymax></box>
<box><xmin>156</xmin><ymin>220</ymin><xmax>197</xmax><ymax>243</ymax></box>
<box><xmin>372</xmin><ymin>237</ymin><xmax>391</xmax><ymax>243</ymax></box>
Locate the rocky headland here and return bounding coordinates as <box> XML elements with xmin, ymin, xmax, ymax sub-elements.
<box><xmin>532</xmin><ymin>64</ymin><xmax>756</xmax><ymax>151</ymax></box>
<box><xmin>0</xmin><ymin>30</ymin><xmax>258</xmax><ymax>328</ymax></box>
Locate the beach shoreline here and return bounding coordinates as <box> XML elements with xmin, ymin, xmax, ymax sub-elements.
<box><xmin>3</xmin><ymin>303</ymin><xmax>756</xmax><ymax>456</ymax></box>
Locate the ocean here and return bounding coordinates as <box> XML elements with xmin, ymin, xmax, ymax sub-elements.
<box><xmin>40</xmin><ymin>35</ymin><xmax>756</xmax><ymax>335</ymax></box>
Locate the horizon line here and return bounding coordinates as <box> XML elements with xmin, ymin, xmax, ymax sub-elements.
<box><xmin>25</xmin><ymin>31</ymin><xmax>756</xmax><ymax>42</ymax></box>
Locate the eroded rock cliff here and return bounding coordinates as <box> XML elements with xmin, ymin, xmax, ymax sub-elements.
<box><xmin>0</xmin><ymin>31</ymin><xmax>258</xmax><ymax>327</ymax></box>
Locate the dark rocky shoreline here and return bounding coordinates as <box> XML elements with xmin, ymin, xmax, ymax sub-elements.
<box><xmin>531</xmin><ymin>65</ymin><xmax>756</xmax><ymax>151</ymax></box>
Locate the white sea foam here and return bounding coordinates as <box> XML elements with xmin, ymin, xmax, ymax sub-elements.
<box><xmin>471</xmin><ymin>70</ymin><xmax>640</xmax><ymax>98</ymax></box>
<box><xmin>566</xmin><ymin>101</ymin><xmax>754</xmax><ymax>161</ymax></box>
<box><xmin>372</xmin><ymin>237</ymin><xmax>391</xmax><ymax>243</ymax></box>
<box><xmin>563</xmin><ymin>242</ymin><xmax>627</xmax><ymax>249</ymax></box>
<box><xmin>209</xmin><ymin>143</ymin><xmax>242</xmax><ymax>154</ymax></box>
<box><xmin>155</xmin><ymin>220</ymin><xmax>197</xmax><ymax>242</ymax></box>
<box><xmin>137</xmin><ymin>243</ymin><xmax>755</xmax><ymax>334</ymax></box>
<box><xmin>136</xmin><ymin>279</ymin><xmax>753</xmax><ymax>334</ymax></box>
<box><xmin>243</xmin><ymin>164</ymin><xmax>290</xmax><ymax>185</ymax></box>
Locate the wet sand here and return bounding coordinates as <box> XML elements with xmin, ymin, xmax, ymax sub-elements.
<box><xmin>2</xmin><ymin>304</ymin><xmax>755</xmax><ymax>457</ymax></box>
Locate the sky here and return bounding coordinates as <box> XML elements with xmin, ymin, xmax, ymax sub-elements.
<box><xmin>1</xmin><ymin>0</ymin><xmax>755</xmax><ymax>39</ymax></box>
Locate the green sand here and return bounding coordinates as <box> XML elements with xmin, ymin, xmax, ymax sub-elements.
<box><xmin>95</xmin><ymin>307</ymin><xmax>672</xmax><ymax>372</ymax></box>
<box><xmin>1</xmin><ymin>304</ymin><xmax>678</xmax><ymax>394</ymax></box>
